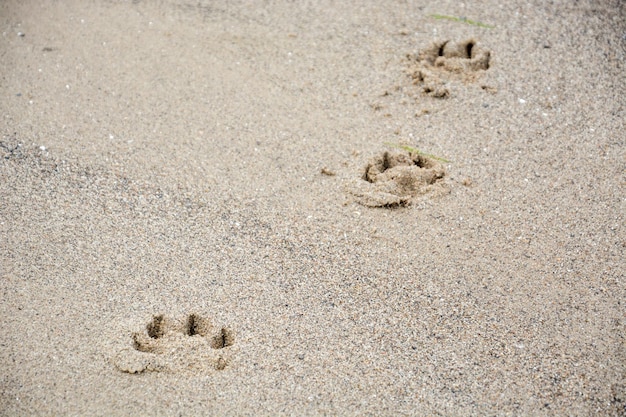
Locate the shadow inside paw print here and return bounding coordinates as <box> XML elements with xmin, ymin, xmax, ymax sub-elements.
<box><xmin>113</xmin><ymin>314</ymin><xmax>234</xmax><ymax>374</ymax></box>
<box><xmin>407</xmin><ymin>39</ymin><xmax>492</xmax><ymax>98</ymax></box>
<box><xmin>349</xmin><ymin>150</ymin><xmax>447</xmax><ymax>207</ymax></box>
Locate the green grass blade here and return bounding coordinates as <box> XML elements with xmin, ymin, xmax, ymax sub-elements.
<box><xmin>429</xmin><ymin>14</ymin><xmax>495</xmax><ymax>29</ymax></box>
<box><xmin>384</xmin><ymin>142</ymin><xmax>451</xmax><ymax>163</ymax></box>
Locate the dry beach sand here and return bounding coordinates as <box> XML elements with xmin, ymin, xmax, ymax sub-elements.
<box><xmin>1</xmin><ymin>0</ymin><xmax>625</xmax><ymax>415</ymax></box>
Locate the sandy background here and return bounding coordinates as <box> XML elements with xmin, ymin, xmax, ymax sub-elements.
<box><xmin>1</xmin><ymin>0</ymin><xmax>624</xmax><ymax>415</ymax></box>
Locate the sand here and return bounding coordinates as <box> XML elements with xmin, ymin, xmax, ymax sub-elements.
<box><xmin>1</xmin><ymin>0</ymin><xmax>624</xmax><ymax>415</ymax></box>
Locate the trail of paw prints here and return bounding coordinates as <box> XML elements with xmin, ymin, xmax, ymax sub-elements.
<box><xmin>406</xmin><ymin>38</ymin><xmax>493</xmax><ymax>98</ymax></box>
<box><xmin>349</xmin><ymin>150</ymin><xmax>447</xmax><ymax>207</ymax></box>
<box><xmin>113</xmin><ymin>314</ymin><xmax>234</xmax><ymax>374</ymax></box>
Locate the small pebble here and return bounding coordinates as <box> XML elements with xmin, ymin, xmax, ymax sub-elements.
<box><xmin>321</xmin><ymin>167</ymin><xmax>336</xmax><ymax>176</ymax></box>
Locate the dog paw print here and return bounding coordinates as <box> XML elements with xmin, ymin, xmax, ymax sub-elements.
<box><xmin>349</xmin><ymin>150</ymin><xmax>447</xmax><ymax>207</ymax></box>
<box><xmin>113</xmin><ymin>314</ymin><xmax>234</xmax><ymax>374</ymax></box>
<box><xmin>407</xmin><ymin>39</ymin><xmax>492</xmax><ymax>97</ymax></box>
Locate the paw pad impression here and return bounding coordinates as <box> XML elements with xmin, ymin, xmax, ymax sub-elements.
<box><xmin>113</xmin><ymin>313</ymin><xmax>234</xmax><ymax>374</ymax></box>
<box><xmin>350</xmin><ymin>150</ymin><xmax>446</xmax><ymax>207</ymax></box>
<box><xmin>407</xmin><ymin>39</ymin><xmax>492</xmax><ymax>97</ymax></box>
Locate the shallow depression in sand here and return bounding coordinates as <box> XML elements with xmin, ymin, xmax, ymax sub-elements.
<box><xmin>407</xmin><ymin>39</ymin><xmax>492</xmax><ymax>98</ymax></box>
<box><xmin>350</xmin><ymin>150</ymin><xmax>447</xmax><ymax>207</ymax></box>
<box><xmin>113</xmin><ymin>313</ymin><xmax>234</xmax><ymax>374</ymax></box>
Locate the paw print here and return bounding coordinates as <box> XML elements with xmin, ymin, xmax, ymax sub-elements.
<box><xmin>113</xmin><ymin>314</ymin><xmax>234</xmax><ymax>374</ymax></box>
<box><xmin>350</xmin><ymin>150</ymin><xmax>447</xmax><ymax>207</ymax></box>
<box><xmin>407</xmin><ymin>39</ymin><xmax>492</xmax><ymax>97</ymax></box>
